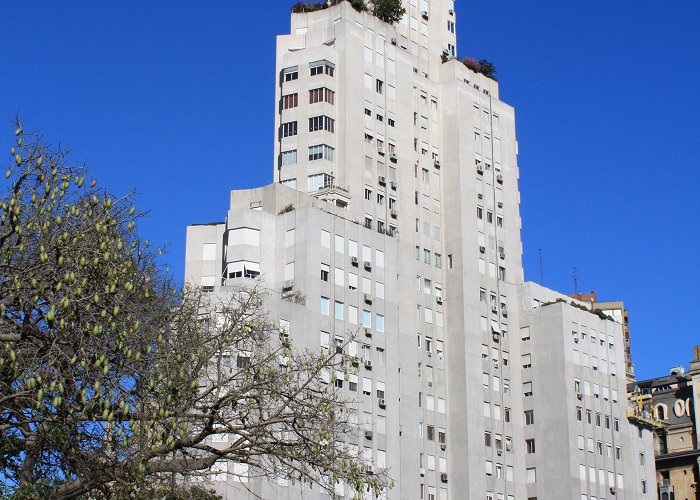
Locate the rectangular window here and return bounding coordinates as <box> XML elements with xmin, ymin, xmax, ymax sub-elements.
<box><xmin>308</xmin><ymin>144</ymin><xmax>335</xmax><ymax>161</ymax></box>
<box><xmin>320</xmin><ymin>263</ymin><xmax>329</xmax><ymax>281</ymax></box>
<box><xmin>526</xmin><ymin>439</ymin><xmax>536</xmax><ymax>454</ymax></box>
<box><xmin>281</xmin><ymin>149</ymin><xmax>297</xmax><ymax>167</ymax></box>
<box><xmin>309</xmin><ymin>115</ymin><xmax>335</xmax><ymax>133</ymax></box>
<box><xmin>309</xmin><ymin>87</ymin><xmax>335</xmax><ymax>104</ymax></box>
<box><xmin>320</xmin><ymin>296</ymin><xmax>329</xmax><ymax>315</ymax></box>
<box><xmin>334</xmin><ymin>300</ymin><xmax>344</xmax><ymax>320</ymax></box>
<box><xmin>280</xmin><ymin>121</ymin><xmax>297</xmax><ymax>138</ymax></box>
<box><xmin>310</xmin><ymin>60</ymin><xmax>334</xmax><ymax>76</ymax></box>
<box><xmin>282</xmin><ymin>93</ymin><xmax>298</xmax><ymax>109</ymax></box>
<box><xmin>524</xmin><ymin>410</ymin><xmax>534</xmax><ymax>425</ymax></box>
<box><xmin>282</xmin><ymin>66</ymin><xmax>298</xmax><ymax>82</ymax></box>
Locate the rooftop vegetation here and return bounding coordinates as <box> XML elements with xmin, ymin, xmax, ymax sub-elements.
<box><xmin>458</xmin><ymin>56</ymin><xmax>498</xmax><ymax>81</ymax></box>
<box><xmin>292</xmin><ymin>0</ymin><xmax>405</xmax><ymax>24</ymax></box>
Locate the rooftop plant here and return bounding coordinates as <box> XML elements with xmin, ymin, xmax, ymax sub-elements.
<box><xmin>459</xmin><ymin>56</ymin><xmax>498</xmax><ymax>81</ymax></box>
<box><xmin>291</xmin><ymin>0</ymin><xmax>405</xmax><ymax>24</ymax></box>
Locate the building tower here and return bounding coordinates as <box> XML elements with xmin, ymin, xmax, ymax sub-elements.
<box><xmin>184</xmin><ymin>1</ymin><xmax>656</xmax><ymax>498</ymax></box>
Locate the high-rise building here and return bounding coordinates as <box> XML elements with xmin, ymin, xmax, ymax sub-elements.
<box><xmin>632</xmin><ymin>346</ymin><xmax>700</xmax><ymax>500</ymax></box>
<box><xmin>184</xmin><ymin>1</ymin><xmax>655</xmax><ymax>498</ymax></box>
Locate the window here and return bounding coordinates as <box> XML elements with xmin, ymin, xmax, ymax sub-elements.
<box><xmin>477</xmin><ymin>206</ymin><xmax>483</xmax><ymax>219</ymax></box>
<box><xmin>281</xmin><ymin>93</ymin><xmax>298</xmax><ymax>110</ymax></box>
<box><xmin>281</xmin><ymin>149</ymin><xmax>297</xmax><ymax>167</ymax></box>
<box><xmin>309</xmin><ymin>87</ymin><xmax>335</xmax><ymax>104</ymax></box>
<box><xmin>376</xmin><ymin>314</ymin><xmax>385</xmax><ymax>332</ymax></box>
<box><xmin>320</xmin><ymin>263</ymin><xmax>329</xmax><ymax>281</ymax></box>
<box><xmin>308</xmin><ymin>144</ymin><xmax>335</xmax><ymax>161</ymax></box>
<box><xmin>320</xmin><ymin>296</ymin><xmax>329</xmax><ymax>315</ymax></box>
<box><xmin>307</xmin><ymin>173</ymin><xmax>332</xmax><ymax>191</ymax></box>
<box><xmin>524</xmin><ymin>410</ymin><xmax>534</xmax><ymax>425</ymax></box>
<box><xmin>424</xmin><ymin>249</ymin><xmax>431</xmax><ymax>264</ymax></box>
<box><xmin>526</xmin><ymin>439</ymin><xmax>536</xmax><ymax>454</ymax></box>
<box><xmin>334</xmin><ymin>301</ymin><xmax>344</xmax><ymax>320</ymax></box>
<box><xmin>523</xmin><ymin>381</ymin><xmax>532</xmax><ymax>397</ymax></box>
<box><xmin>376</xmin><ymin>79</ymin><xmax>384</xmax><ymax>94</ymax></box>
<box><xmin>281</xmin><ymin>178</ymin><xmax>296</xmax><ymax>189</ymax></box>
<box><xmin>280</xmin><ymin>121</ymin><xmax>297</xmax><ymax>138</ymax></box>
<box><xmin>364</xmin><ymin>186</ymin><xmax>372</xmax><ymax>200</ymax></box>
<box><xmin>310</xmin><ymin>60</ymin><xmax>334</xmax><ymax>76</ymax></box>
<box><xmin>576</xmin><ymin>406</ymin><xmax>582</xmax><ymax>421</ymax></box>
<box><xmin>309</xmin><ymin>115</ymin><xmax>335</xmax><ymax>133</ymax></box>
<box><xmin>526</xmin><ymin>468</ymin><xmax>536</xmax><ymax>484</ymax></box>
<box><xmin>201</xmin><ymin>275</ymin><xmax>215</xmax><ymax>292</ymax></box>
<box><xmin>282</xmin><ymin>66</ymin><xmax>298</xmax><ymax>82</ymax></box>
<box><xmin>362</xmin><ymin>309</ymin><xmax>371</xmax><ymax>328</ymax></box>
<box><xmin>484</xmin><ymin>431</ymin><xmax>492</xmax><ymax>447</ymax></box>
<box><xmin>435</xmin><ymin>254</ymin><xmax>442</xmax><ymax>268</ymax></box>
<box><xmin>522</xmin><ymin>353</ymin><xmax>532</xmax><ymax>369</ymax></box>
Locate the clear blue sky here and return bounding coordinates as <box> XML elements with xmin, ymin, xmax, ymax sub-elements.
<box><xmin>2</xmin><ymin>1</ymin><xmax>699</xmax><ymax>380</ymax></box>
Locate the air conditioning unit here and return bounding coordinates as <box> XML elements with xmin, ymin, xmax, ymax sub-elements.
<box><xmin>391</xmin><ymin>37</ymin><xmax>397</xmax><ymax>45</ymax></box>
<box><xmin>440</xmin><ymin>444</ymin><xmax>446</xmax><ymax>451</ymax></box>
<box><xmin>364</xmin><ymin>261</ymin><xmax>372</xmax><ymax>271</ymax></box>
<box><xmin>497</xmin><ymin>174</ymin><xmax>504</xmax><ymax>183</ymax></box>
<box><xmin>427</xmin><ymin>351</ymin><xmax>432</xmax><ymax>357</ymax></box>
<box><xmin>364</xmin><ymin>293</ymin><xmax>373</xmax><ymax>304</ymax></box>
<box><xmin>364</xmin><ymin>328</ymin><xmax>372</xmax><ymax>338</ymax></box>
<box><xmin>610</xmin><ymin>488</ymin><xmax>616</xmax><ymax>495</ymax></box>
<box><xmin>421</xmin><ymin>10</ymin><xmax>429</xmax><ymax>19</ymax></box>
<box><xmin>390</xmin><ymin>209</ymin><xmax>398</xmax><ymax>218</ymax></box>
<box><xmin>574</xmin><ymin>337</ymin><xmax>579</xmax><ymax>344</ymax></box>
<box><xmin>502</xmin><ymin>308</ymin><xmax>508</xmax><ymax>317</ymax></box>
<box><xmin>390</xmin><ymin>181</ymin><xmax>398</xmax><ymax>190</ymax></box>
<box><xmin>365</xmin><ymin>430</ymin><xmax>373</xmax><ymax>440</ymax></box>
<box><xmin>335</xmin><ymin>345</ymin><xmax>343</xmax><ymax>354</ymax></box>
<box><xmin>477</xmin><ymin>165</ymin><xmax>484</xmax><ymax>174</ymax></box>
<box><xmin>365</xmin><ymin>359</ymin><xmax>373</xmax><ymax>369</ymax></box>
<box><xmin>419</xmin><ymin>467</ymin><xmax>426</xmax><ymax>476</ymax></box>
<box><xmin>351</xmin><ymin>256</ymin><xmax>358</xmax><ymax>266</ymax></box>
<box><xmin>378</xmin><ymin>147</ymin><xmax>385</xmax><ymax>156</ymax></box>
<box><xmin>449</xmin><ymin>9</ymin><xmax>454</xmax><ymax>15</ymax></box>
<box><xmin>428</xmin><ymin>381</ymin><xmax>433</xmax><ymax>387</ymax></box>
<box><xmin>477</xmin><ymin>193</ymin><xmax>483</xmax><ymax>199</ymax></box>
<box><xmin>390</xmin><ymin>153</ymin><xmax>398</xmax><ymax>161</ymax></box>
<box><xmin>434</xmin><ymin>159</ymin><xmax>441</xmax><ymax>168</ymax></box>
<box><xmin>282</xmin><ymin>280</ymin><xmax>294</xmax><ymax>292</ymax></box>
<box><xmin>378</xmin><ymin>398</ymin><xmax>386</xmax><ymax>408</ymax></box>
<box><xmin>440</xmin><ymin>473</ymin><xmax>448</xmax><ymax>483</ymax></box>
<box><xmin>491</xmin><ymin>305</ymin><xmax>498</xmax><ymax>313</ymax></box>
<box><xmin>436</xmin><ymin>296</ymin><xmax>443</xmax><ymax>305</ymax></box>
<box><xmin>499</xmin><ymin>252</ymin><xmax>506</xmax><ymax>259</ymax></box>
<box><xmin>479</xmin><ymin>245</ymin><xmax>486</xmax><ymax>253</ymax></box>
<box><xmin>378</xmin><ymin>175</ymin><xmax>386</xmax><ymax>185</ymax></box>
<box><xmin>577</xmin><ymin>393</ymin><xmax>583</xmax><ymax>400</ymax></box>
<box><xmin>497</xmin><ymin>202</ymin><xmax>503</xmax><ymax>208</ymax></box>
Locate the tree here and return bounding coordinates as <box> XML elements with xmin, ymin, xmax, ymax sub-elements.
<box><xmin>0</xmin><ymin>121</ymin><xmax>389</xmax><ymax>499</ymax></box>
<box><xmin>370</xmin><ymin>0</ymin><xmax>405</xmax><ymax>24</ymax></box>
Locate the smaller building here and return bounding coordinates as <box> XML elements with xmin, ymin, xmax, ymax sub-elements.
<box><xmin>570</xmin><ymin>291</ymin><xmax>635</xmax><ymax>383</ymax></box>
<box><xmin>632</xmin><ymin>346</ymin><xmax>700</xmax><ymax>500</ymax></box>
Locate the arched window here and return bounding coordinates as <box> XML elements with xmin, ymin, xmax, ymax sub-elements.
<box><xmin>655</xmin><ymin>404</ymin><xmax>667</xmax><ymax>421</ymax></box>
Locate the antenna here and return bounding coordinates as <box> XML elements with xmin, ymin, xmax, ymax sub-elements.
<box><xmin>538</xmin><ymin>249</ymin><xmax>543</xmax><ymax>285</ymax></box>
<box><xmin>573</xmin><ymin>266</ymin><xmax>579</xmax><ymax>296</ymax></box>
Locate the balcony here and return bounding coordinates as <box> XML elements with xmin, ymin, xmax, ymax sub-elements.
<box><xmin>626</xmin><ymin>393</ymin><xmax>666</xmax><ymax>430</ymax></box>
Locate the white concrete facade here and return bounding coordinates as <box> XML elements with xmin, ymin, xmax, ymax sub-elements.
<box><xmin>184</xmin><ymin>1</ymin><xmax>654</xmax><ymax>498</ymax></box>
